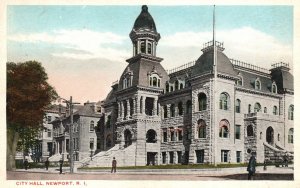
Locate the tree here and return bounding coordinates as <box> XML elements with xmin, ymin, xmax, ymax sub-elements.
<box><xmin>6</xmin><ymin>61</ymin><xmax>57</xmax><ymax>170</ymax></box>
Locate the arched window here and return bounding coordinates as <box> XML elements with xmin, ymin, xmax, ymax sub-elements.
<box><xmin>236</xmin><ymin>76</ymin><xmax>243</xmax><ymax>86</ymax></box>
<box><xmin>149</xmin><ymin>75</ymin><xmax>160</xmax><ymax>87</ymax></box>
<box><xmin>153</xmin><ymin>77</ymin><xmax>157</xmax><ymax>87</ymax></box>
<box><xmin>219</xmin><ymin>93</ymin><xmax>229</xmax><ymax>110</ymax></box>
<box><xmin>247</xmin><ymin>125</ymin><xmax>254</xmax><ymax>137</ymax></box>
<box><xmin>147</xmin><ymin>43</ymin><xmax>152</xmax><ymax>54</ymax></box>
<box><xmin>273</xmin><ymin>106</ymin><xmax>278</xmax><ymax>115</ymax></box>
<box><xmin>235</xmin><ymin>99</ymin><xmax>241</xmax><ymax>113</ymax></box>
<box><xmin>123</xmin><ymin>78</ymin><xmax>127</xmax><ymax>89</ymax></box>
<box><xmin>170</xmin><ymin>86</ymin><xmax>174</xmax><ymax>92</ymax></box>
<box><xmin>146</xmin><ymin>129</ymin><xmax>157</xmax><ymax>143</ymax></box>
<box><xmin>272</xmin><ymin>82</ymin><xmax>277</xmax><ymax>93</ymax></box>
<box><xmin>180</xmin><ymin>83</ymin><xmax>184</xmax><ymax>89</ymax></box>
<box><xmin>219</xmin><ymin>119</ymin><xmax>230</xmax><ymax>138</ymax></box>
<box><xmin>254</xmin><ymin>102</ymin><xmax>261</xmax><ymax>112</ymax></box>
<box><xmin>170</xmin><ymin>104</ymin><xmax>175</xmax><ymax>117</ymax></box>
<box><xmin>288</xmin><ymin>128</ymin><xmax>293</xmax><ymax>144</ymax></box>
<box><xmin>141</xmin><ymin>40</ymin><xmax>146</xmax><ymax>53</ymax></box>
<box><xmin>197</xmin><ymin>119</ymin><xmax>206</xmax><ymax>138</ymax></box>
<box><xmin>198</xmin><ymin>93</ymin><xmax>207</xmax><ymax>111</ymax></box>
<box><xmin>288</xmin><ymin>105</ymin><xmax>294</xmax><ymax>120</ymax></box>
<box><xmin>166</xmin><ymin>83</ymin><xmax>169</xmax><ymax>93</ymax></box>
<box><xmin>248</xmin><ymin>104</ymin><xmax>251</xmax><ymax>113</ymax></box>
<box><xmin>90</xmin><ymin>121</ymin><xmax>95</xmax><ymax>132</ymax></box>
<box><xmin>264</xmin><ymin>107</ymin><xmax>267</xmax><ymax>113</ymax></box>
<box><xmin>178</xmin><ymin>102</ymin><xmax>183</xmax><ymax>115</ymax></box>
<box><xmin>164</xmin><ymin>105</ymin><xmax>168</xmax><ymax>118</ymax></box>
<box><xmin>175</xmin><ymin>80</ymin><xmax>179</xmax><ymax>90</ymax></box>
<box><xmin>186</xmin><ymin>100</ymin><xmax>192</xmax><ymax>114</ymax></box>
<box><xmin>255</xmin><ymin>79</ymin><xmax>261</xmax><ymax>90</ymax></box>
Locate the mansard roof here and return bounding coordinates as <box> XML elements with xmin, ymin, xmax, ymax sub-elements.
<box><xmin>192</xmin><ymin>48</ymin><xmax>238</xmax><ymax>77</ymax></box>
<box><xmin>271</xmin><ymin>67</ymin><xmax>294</xmax><ymax>93</ymax></box>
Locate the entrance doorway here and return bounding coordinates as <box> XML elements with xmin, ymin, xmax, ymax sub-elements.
<box><xmin>124</xmin><ymin>129</ymin><xmax>132</xmax><ymax>148</ymax></box>
<box><xmin>195</xmin><ymin>150</ymin><xmax>204</xmax><ymax>163</ymax></box>
<box><xmin>147</xmin><ymin>152</ymin><xmax>157</xmax><ymax>165</ymax></box>
<box><xmin>266</xmin><ymin>126</ymin><xmax>274</xmax><ymax>145</ymax></box>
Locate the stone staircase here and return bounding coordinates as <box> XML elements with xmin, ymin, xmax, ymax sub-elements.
<box><xmin>264</xmin><ymin>142</ymin><xmax>293</xmax><ymax>163</ymax></box>
<box><xmin>48</xmin><ymin>153</ymin><xmax>62</xmax><ymax>162</ymax></box>
<box><xmin>77</xmin><ymin>143</ymin><xmax>137</xmax><ymax>168</ymax></box>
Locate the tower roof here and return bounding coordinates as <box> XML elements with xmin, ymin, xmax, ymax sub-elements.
<box><xmin>132</xmin><ymin>5</ymin><xmax>157</xmax><ymax>32</ymax></box>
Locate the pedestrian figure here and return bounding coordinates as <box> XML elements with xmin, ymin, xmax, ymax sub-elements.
<box><xmin>45</xmin><ymin>158</ymin><xmax>50</xmax><ymax>171</ymax></box>
<box><xmin>111</xmin><ymin>157</ymin><xmax>117</xmax><ymax>173</ymax></box>
<box><xmin>59</xmin><ymin>159</ymin><xmax>63</xmax><ymax>174</ymax></box>
<box><xmin>263</xmin><ymin>159</ymin><xmax>267</xmax><ymax>171</ymax></box>
<box><xmin>23</xmin><ymin>159</ymin><xmax>28</xmax><ymax>170</ymax></box>
<box><xmin>247</xmin><ymin>152</ymin><xmax>256</xmax><ymax>180</ymax></box>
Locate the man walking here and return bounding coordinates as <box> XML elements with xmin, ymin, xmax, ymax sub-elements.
<box><xmin>23</xmin><ymin>159</ymin><xmax>28</xmax><ymax>170</ymax></box>
<box><xmin>111</xmin><ymin>157</ymin><xmax>117</xmax><ymax>173</ymax></box>
<box><xmin>247</xmin><ymin>152</ymin><xmax>256</xmax><ymax>180</ymax></box>
<box><xmin>45</xmin><ymin>158</ymin><xmax>50</xmax><ymax>171</ymax></box>
<box><xmin>59</xmin><ymin>159</ymin><xmax>63</xmax><ymax>174</ymax></box>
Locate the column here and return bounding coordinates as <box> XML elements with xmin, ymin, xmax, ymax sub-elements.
<box><xmin>136</xmin><ymin>96</ymin><xmax>140</xmax><ymax>114</ymax></box>
<box><xmin>121</xmin><ymin>101</ymin><xmax>124</xmax><ymax>119</ymax></box>
<box><xmin>118</xmin><ymin>102</ymin><xmax>121</xmax><ymax>117</ymax></box>
<box><xmin>137</xmin><ymin>40</ymin><xmax>140</xmax><ymax>54</ymax></box>
<box><xmin>126</xmin><ymin>99</ymin><xmax>130</xmax><ymax>119</ymax></box>
<box><xmin>145</xmin><ymin>40</ymin><xmax>148</xmax><ymax>54</ymax></box>
<box><xmin>154</xmin><ymin>42</ymin><xmax>157</xmax><ymax>56</ymax></box>
<box><xmin>153</xmin><ymin>98</ymin><xmax>158</xmax><ymax>116</ymax></box>
<box><xmin>141</xmin><ymin>96</ymin><xmax>145</xmax><ymax>114</ymax></box>
<box><xmin>157</xmin><ymin>101</ymin><xmax>161</xmax><ymax>116</ymax></box>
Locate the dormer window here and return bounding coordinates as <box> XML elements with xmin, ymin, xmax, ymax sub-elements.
<box><xmin>255</xmin><ymin>78</ymin><xmax>261</xmax><ymax>90</ymax></box>
<box><xmin>147</xmin><ymin>43</ymin><xmax>152</xmax><ymax>54</ymax></box>
<box><xmin>149</xmin><ymin>74</ymin><xmax>161</xmax><ymax>87</ymax></box>
<box><xmin>123</xmin><ymin>76</ymin><xmax>132</xmax><ymax>89</ymax></box>
<box><xmin>141</xmin><ymin>40</ymin><xmax>146</xmax><ymax>53</ymax></box>
<box><xmin>272</xmin><ymin>82</ymin><xmax>277</xmax><ymax>94</ymax></box>
<box><xmin>236</xmin><ymin>74</ymin><xmax>243</xmax><ymax>86</ymax></box>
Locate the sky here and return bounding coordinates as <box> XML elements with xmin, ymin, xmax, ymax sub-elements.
<box><xmin>7</xmin><ymin>5</ymin><xmax>293</xmax><ymax>103</ymax></box>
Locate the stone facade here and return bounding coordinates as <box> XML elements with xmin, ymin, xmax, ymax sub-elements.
<box><xmin>91</xmin><ymin>6</ymin><xmax>294</xmax><ymax>167</ymax></box>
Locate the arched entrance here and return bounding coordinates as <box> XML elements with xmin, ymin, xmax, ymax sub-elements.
<box><xmin>146</xmin><ymin>129</ymin><xmax>157</xmax><ymax>143</ymax></box>
<box><xmin>124</xmin><ymin>129</ymin><xmax>132</xmax><ymax>148</ymax></box>
<box><xmin>266</xmin><ymin>126</ymin><xmax>274</xmax><ymax>145</ymax></box>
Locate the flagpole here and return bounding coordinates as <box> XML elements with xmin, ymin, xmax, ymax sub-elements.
<box><xmin>212</xmin><ymin>5</ymin><xmax>217</xmax><ymax>166</ymax></box>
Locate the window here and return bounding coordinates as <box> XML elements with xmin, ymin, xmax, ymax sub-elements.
<box><xmin>255</xmin><ymin>79</ymin><xmax>261</xmax><ymax>90</ymax></box>
<box><xmin>76</xmin><ymin>138</ymin><xmax>79</xmax><ymax>150</ymax></box>
<box><xmin>196</xmin><ymin>150</ymin><xmax>204</xmax><ymax>163</ymax></box>
<box><xmin>146</xmin><ymin>129</ymin><xmax>157</xmax><ymax>143</ymax></box>
<box><xmin>248</xmin><ymin>104</ymin><xmax>251</xmax><ymax>113</ymax></box>
<box><xmin>260</xmin><ymin>132</ymin><xmax>262</xmax><ymax>140</ymax></box>
<box><xmin>170</xmin><ymin>128</ymin><xmax>176</xmax><ymax>141</ymax></box>
<box><xmin>198</xmin><ymin>93</ymin><xmax>207</xmax><ymax>111</ymax></box>
<box><xmin>186</xmin><ymin>100</ymin><xmax>192</xmax><ymax>114</ymax></box>
<box><xmin>288</xmin><ymin>105</ymin><xmax>294</xmax><ymax>120</ymax></box>
<box><xmin>141</xmin><ymin>40</ymin><xmax>146</xmax><ymax>53</ymax></box>
<box><xmin>47</xmin><ymin>129</ymin><xmax>51</xmax><ymax>138</ymax></box>
<box><xmin>170</xmin><ymin>86</ymin><xmax>174</xmax><ymax>92</ymax></box>
<box><xmin>235</xmin><ymin>125</ymin><xmax>241</xmax><ymax>140</ymax></box>
<box><xmin>147</xmin><ymin>43</ymin><xmax>152</xmax><ymax>54</ymax></box>
<box><xmin>197</xmin><ymin>119</ymin><xmax>206</xmax><ymax>138</ymax></box>
<box><xmin>164</xmin><ymin>106</ymin><xmax>168</xmax><ymax>118</ymax></box>
<box><xmin>162</xmin><ymin>129</ymin><xmax>167</xmax><ymax>142</ymax></box>
<box><xmin>123</xmin><ymin>76</ymin><xmax>132</xmax><ymax>89</ymax></box>
<box><xmin>236</xmin><ymin>76</ymin><xmax>243</xmax><ymax>86</ymax></box>
<box><xmin>124</xmin><ymin>129</ymin><xmax>132</xmax><ymax>147</ymax></box>
<box><xmin>264</xmin><ymin>107</ymin><xmax>267</xmax><ymax>113</ymax></box>
<box><xmin>166</xmin><ymin>83</ymin><xmax>169</xmax><ymax>93</ymax></box>
<box><xmin>272</xmin><ymin>82</ymin><xmax>277</xmax><ymax>93</ymax></box>
<box><xmin>254</xmin><ymin>102</ymin><xmax>261</xmax><ymax>112</ymax></box>
<box><xmin>235</xmin><ymin>99</ymin><xmax>241</xmax><ymax>113</ymax></box>
<box><xmin>169</xmin><ymin>152</ymin><xmax>174</xmax><ymax>164</ymax></box>
<box><xmin>178</xmin><ymin>127</ymin><xmax>183</xmax><ymax>141</ymax></box>
<box><xmin>170</xmin><ymin>104</ymin><xmax>175</xmax><ymax>117</ymax></box>
<box><xmin>273</xmin><ymin>106</ymin><xmax>278</xmax><ymax>115</ymax></box>
<box><xmin>73</xmin><ymin>138</ymin><xmax>76</xmax><ymax>150</ymax></box>
<box><xmin>180</xmin><ymin>83</ymin><xmax>184</xmax><ymax>89</ymax></box>
<box><xmin>178</xmin><ymin>102</ymin><xmax>183</xmax><ymax>115</ymax></box>
<box><xmin>177</xmin><ymin>151</ymin><xmax>182</xmax><ymax>164</ymax></box>
<box><xmin>47</xmin><ymin>116</ymin><xmax>52</xmax><ymax>123</ymax></box>
<box><xmin>236</xmin><ymin>151</ymin><xmax>241</xmax><ymax>163</ymax></box>
<box><xmin>219</xmin><ymin>120</ymin><xmax>230</xmax><ymax>138</ymax></box>
<box><xmin>162</xmin><ymin>152</ymin><xmax>166</xmax><ymax>164</ymax></box>
<box><xmin>278</xmin><ymin>134</ymin><xmax>280</xmax><ymax>141</ymax></box>
<box><xmin>219</xmin><ymin>93</ymin><xmax>229</xmax><ymax>110</ymax></box>
<box><xmin>175</xmin><ymin>80</ymin><xmax>179</xmax><ymax>90</ymax></box>
<box><xmin>106</xmin><ymin>115</ymin><xmax>111</xmax><ymax>128</ymax></box>
<box><xmin>288</xmin><ymin>128</ymin><xmax>293</xmax><ymax>144</ymax></box>
<box><xmin>149</xmin><ymin>75</ymin><xmax>160</xmax><ymax>87</ymax></box>
<box><xmin>221</xmin><ymin>150</ymin><xmax>229</xmax><ymax>163</ymax></box>
<box><xmin>247</xmin><ymin>125</ymin><xmax>254</xmax><ymax>137</ymax></box>
<box><xmin>90</xmin><ymin>121</ymin><xmax>95</xmax><ymax>132</ymax></box>
<box><xmin>106</xmin><ymin>135</ymin><xmax>112</xmax><ymax>148</ymax></box>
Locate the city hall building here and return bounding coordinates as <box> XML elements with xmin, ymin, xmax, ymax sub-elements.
<box><xmin>40</xmin><ymin>5</ymin><xmax>294</xmax><ymax>167</ymax></box>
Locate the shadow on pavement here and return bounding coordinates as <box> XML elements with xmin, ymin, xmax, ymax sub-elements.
<box><xmin>201</xmin><ymin>173</ymin><xmax>294</xmax><ymax>180</ymax></box>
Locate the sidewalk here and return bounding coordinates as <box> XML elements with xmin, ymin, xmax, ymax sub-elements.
<box><xmin>15</xmin><ymin>165</ymin><xmax>294</xmax><ymax>176</ymax></box>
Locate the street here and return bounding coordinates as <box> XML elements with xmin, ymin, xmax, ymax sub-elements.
<box><xmin>6</xmin><ymin>171</ymin><xmax>293</xmax><ymax>181</ymax></box>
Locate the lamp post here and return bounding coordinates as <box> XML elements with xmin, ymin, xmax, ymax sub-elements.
<box><xmin>58</xmin><ymin>96</ymin><xmax>80</xmax><ymax>174</ymax></box>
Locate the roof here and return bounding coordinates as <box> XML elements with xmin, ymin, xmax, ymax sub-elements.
<box><xmin>271</xmin><ymin>67</ymin><xmax>294</xmax><ymax>93</ymax></box>
<box><xmin>73</xmin><ymin>104</ymin><xmax>102</xmax><ymax>117</ymax></box>
<box><xmin>192</xmin><ymin>49</ymin><xmax>238</xmax><ymax>77</ymax></box>
<box><xmin>132</xmin><ymin>5</ymin><xmax>157</xmax><ymax>32</ymax></box>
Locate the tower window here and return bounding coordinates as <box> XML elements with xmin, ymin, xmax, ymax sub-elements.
<box><xmin>273</xmin><ymin>106</ymin><xmax>278</xmax><ymax>115</ymax></box>
<box><xmin>219</xmin><ymin>119</ymin><xmax>230</xmax><ymax>138</ymax></box>
<box><xmin>219</xmin><ymin>93</ymin><xmax>229</xmax><ymax>110</ymax></box>
<box><xmin>141</xmin><ymin>41</ymin><xmax>146</xmax><ymax>53</ymax></box>
<box><xmin>288</xmin><ymin>105</ymin><xmax>294</xmax><ymax>120</ymax></box>
<box><xmin>235</xmin><ymin>99</ymin><xmax>241</xmax><ymax>113</ymax></box>
<box><xmin>255</xmin><ymin>79</ymin><xmax>261</xmax><ymax>90</ymax></box>
<box><xmin>147</xmin><ymin>43</ymin><xmax>152</xmax><ymax>54</ymax></box>
<box><xmin>198</xmin><ymin>93</ymin><xmax>207</xmax><ymax>111</ymax></box>
<box><xmin>254</xmin><ymin>102</ymin><xmax>261</xmax><ymax>112</ymax></box>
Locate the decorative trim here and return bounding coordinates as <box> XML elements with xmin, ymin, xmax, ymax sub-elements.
<box><xmin>126</xmin><ymin>53</ymin><xmax>163</xmax><ymax>64</ymax></box>
<box><xmin>236</xmin><ymin>86</ymin><xmax>282</xmax><ymax>98</ymax></box>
